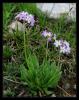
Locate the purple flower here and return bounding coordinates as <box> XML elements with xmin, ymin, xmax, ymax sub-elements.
<box><xmin>15</xmin><ymin>11</ymin><xmax>28</xmax><ymax>21</ymax></box>
<box><xmin>15</xmin><ymin>11</ymin><xmax>35</xmax><ymax>26</ymax></box>
<box><xmin>59</xmin><ymin>40</ymin><xmax>71</xmax><ymax>54</ymax></box>
<box><xmin>53</xmin><ymin>40</ymin><xmax>60</xmax><ymax>47</ymax></box>
<box><xmin>47</xmin><ymin>37</ymin><xmax>52</xmax><ymax>42</ymax></box>
<box><xmin>41</xmin><ymin>30</ymin><xmax>52</xmax><ymax>42</ymax></box>
<box><xmin>26</xmin><ymin>14</ymin><xmax>35</xmax><ymax>26</ymax></box>
<box><xmin>54</xmin><ymin>39</ymin><xmax>71</xmax><ymax>54</ymax></box>
<box><xmin>41</xmin><ymin>30</ymin><xmax>52</xmax><ymax>37</ymax></box>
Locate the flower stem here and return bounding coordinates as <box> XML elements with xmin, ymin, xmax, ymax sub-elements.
<box><xmin>46</xmin><ymin>40</ymin><xmax>48</xmax><ymax>61</ymax></box>
<box><xmin>24</xmin><ymin>31</ymin><xmax>27</xmax><ymax>64</ymax></box>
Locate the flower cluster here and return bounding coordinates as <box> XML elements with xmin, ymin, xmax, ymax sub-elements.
<box><xmin>15</xmin><ymin>11</ymin><xmax>71</xmax><ymax>55</ymax></box>
<box><xmin>54</xmin><ymin>39</ymin><xmax>71</xmax><ymax>54</ymax></box>
<box><xmin>15</xmin><ymin>11</ymin><xmax>35</xmax><ymax>26</ymax></box>
<box><xmin>41</xmin><ymin>30</ymin><xmax>56</xmax><ymax>42</ymax></box>
<box><xmin>41</xmin><ymin>30</ymin><xmax>52</xmax><ymax>42</ymax></box>
<box><xmin>41</xmin><ymin>30</ymin><xmax>71</xmax><ymax>54</ymax></box>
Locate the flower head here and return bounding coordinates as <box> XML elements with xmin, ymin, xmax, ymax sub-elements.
<box><xmin>54</xmin><ymin>39</ymin><xmax>71</xmax><ymax>54</ymax></box>
<box><xmin>15</xmin><ymin>11</ymin><xmax>28</xmax><ymax>21</ymax></box>
<box><xmin>41</xmin><ymin>30</ymin><xmax>52</xmax><ymax>42</ymax></box>
<box><xmin>53</xmin><ymin>40</ymin><xmax>61</xmax><ymax>47</ymax></box>
<box><xmin>48</xmin><ymin>37</ymin><xmax>52</xmax><ymax>42</ymax></box>
<box><xmin>41</xmin><ymin>30</ymin><xmax>52</xmax><ymax>37</ymax></box>
<box><xmin>15</xmin><ymin>11</ymin><xmax>35</xmax><ymax>26</ymax></box>
<box><xmin>59</xmin><ymin>40</ymin><xmax>71</xmax><ymax>54</ymax></box>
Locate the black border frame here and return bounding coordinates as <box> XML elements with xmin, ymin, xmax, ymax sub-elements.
<box><xmin>1</xmin><ymin>0</ymin><xmax>78</xmax><ymax>99</ymax></box>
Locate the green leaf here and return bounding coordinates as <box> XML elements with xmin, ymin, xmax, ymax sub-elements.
<box><xmin>20</xmin><ymin>64</ymin><xmax>28</xmax><ymax>82</ymax></box>
<box><xmin>20</xmin><ymin>54</ymin><xmax>62</xmax><ymax>95</ymax></box>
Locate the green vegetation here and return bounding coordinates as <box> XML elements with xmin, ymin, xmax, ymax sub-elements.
<box><xmin>3</xmin><ymin>3</ymin><xmax>76</xmax><ymax>97</ymax></box>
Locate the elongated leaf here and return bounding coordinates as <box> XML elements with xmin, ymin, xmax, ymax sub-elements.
<box><xmin>20</xmin><ymin>65</ymin><xmax>28</xmax><ymax>81</ymax></box>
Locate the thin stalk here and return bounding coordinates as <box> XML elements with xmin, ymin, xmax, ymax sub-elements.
<box><xmin>46</xmin><ymin>40</ymin><xmax>48</xmax><ymax>61</ymax></box>
<box><xmin>49</xmin><ymin>4</ymin><xmax>55</xmax><ymax>17</ymax></box>
<box><xmin>3</xmin><ymin>77</ymin><xmax>27</xmax><ymax>85</ymax></box>
<box><xmin>24</xmin><ymin>31</ymin><xmax>27</xmax><ymax>64</ymax></box>
<box><xmin>57</xmin><ymin>85</ymin><xmax>71</xmax><ymax>96</ymax></box>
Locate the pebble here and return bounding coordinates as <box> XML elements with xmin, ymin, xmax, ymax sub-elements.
<box><xmin>3</xmin><ymin>90</ymin><xmax>7</xmax><ymax>95</ymax></box>
<box><xmin>64</xmin><ymin>83</ymin><xmax>70</xmax><ymax>90</ymax></box>
<box><xmin>73</xmin><ymin>84</ymin><xmax>76</xmax><ymax>90</ymax></box>
<box><xmin>68</xmin><ymin>74</ymin><xmax>72</xmax><ymax>79</ymax></box>
<box><xmin>72</xmin><ymin>95</ymin><xmax>76</xmax><ymax>97</ymax></box>
<box><xmin>8</xmin><ymin>21</ymin><xmax>26</xmax><ymax>34</ymax></box>
<box><xmin>51</xmin><ymin>94</ymin><xmax>56</xmax><ymax>97</ymax></box>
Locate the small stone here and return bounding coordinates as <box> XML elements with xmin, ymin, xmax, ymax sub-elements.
<box><xmin>68</xmin><ymin>75</ymin><xmax>72</xmax><ymax>78</ymax></box>
<box><xmin>8</xmin><ymin>21</ymin><xmax>26</xmax><ymax>34</ymax></box>
<box><xmin>73</xmin><ymin>84</ymin><xmax>76</xmax><ymax>90</ymax></box>
<box><xmin>51</xmin><ymin>94</ymin><xmax>56</xmax><ymax>97</ymax></box>
<box><xmin>72</xmin><ymin>95</ymin><xmax>76</xmax><ymax>97</ymax></box>
<box><xmin>3</xmin><ymin>90</ymin><xmax>7</xmax><ymax>95</ymax></box>
<box><xmin>64</xmin><ymin>83</ymin><xmax>70</xmax><ymax>90</ymax></box>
